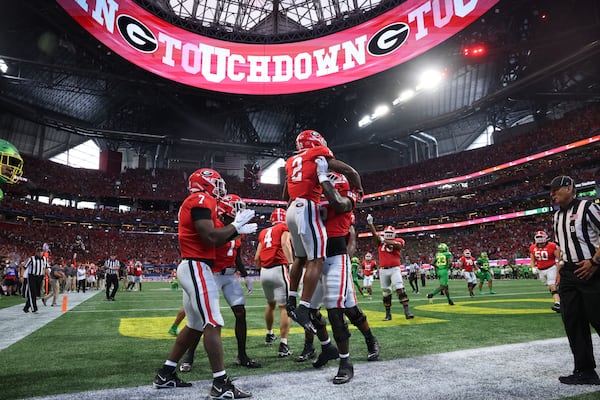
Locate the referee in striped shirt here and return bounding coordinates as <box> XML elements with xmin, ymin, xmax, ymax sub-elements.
<box><xmin>104</xmin><ymin>254</ymin><xmax>121</xmax><ymax>301</ymax></box>
<box><xmin>21</xmin><ymin>247</ymin><xmax>48</xmax><ymax>313</ymax></box>
<box><xmin>546</xmin><ymin>175</ymin><xmax>600</xmax><ymax>385</ymax></box>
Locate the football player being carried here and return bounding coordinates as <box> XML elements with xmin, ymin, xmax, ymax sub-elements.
<box><xmin>152</xmin><ymin>168</ymin><xmax>255</xmax><ymax>400</ymax></box>
<box><xmin>529</xmin><ymin>230</ymin><xmax>561</xmax><ymax>313</ymax></box>
<box><xmin>283</xmin><ymin>129</ymin><xmax>363</xmax><ymax>333</ymax></box>
<box><xmin>366</xmin><ymin>215</ymin><xmax>415</xmax><ymax>320</ymax></box>
<box><xmin>458</xmin><ymin>249</ymin><xmax>478</xmax><ymax>297</ymax></box>
<box><xmin>426</xmin><ymin>243</ymin><xmax>455</xmax><ymax>305</ymax></box>
<box><xmin>254</xmin><ymin>208</ymin><xmax>294</xmax><ymax>358</ymax></box>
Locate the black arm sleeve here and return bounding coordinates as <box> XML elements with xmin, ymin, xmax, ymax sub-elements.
<box><xmin>191</xmin><ymin>207</ymin><xmax>211</xmax><ymax>221</ymax></box>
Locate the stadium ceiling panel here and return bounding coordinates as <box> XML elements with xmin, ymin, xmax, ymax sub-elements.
<box><xmin>0</xmin><ymin>0</ymin><xmax>599</xmax><ymax>170</ymax></box>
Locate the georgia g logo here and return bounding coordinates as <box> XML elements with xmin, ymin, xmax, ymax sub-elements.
<box><xmin>368</xmin><ymin>23</ymin><xmax>410</xmax><ymax>57</ymax></box>
<box><xmin>117</xmin><ymin>15</ymin><xmax>158</xmax><ymax>53</ymax></box>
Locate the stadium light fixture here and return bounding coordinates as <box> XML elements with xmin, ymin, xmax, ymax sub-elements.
<box><xmin>393</xmin><ymin>89</ymin><xmax>415</xmax><ymax>105</ymax></box>
<box><xmin>417</xmin><ymin>69</ymin><xmax>443</xmax><ymax>90</ymax></box>
<box><xmin>372</xmin><ymin>104</ymin><xmax>390</xmax><ymax>119</ymax></box>
<box><xmin>0</xmin><ymin>59</ymin><xmax>7</xmax><ymax>74</ymax></box>
<box><xmin>358</xmin><ymin>115</ymin><xmax>372</xmax><ymax>128</ymax></box>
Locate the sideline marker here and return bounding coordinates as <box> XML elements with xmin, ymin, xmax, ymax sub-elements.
<box><xmin>61</xmin><ymin>295</ymin><xmax>68</xmax><ymax>312</ymax></box>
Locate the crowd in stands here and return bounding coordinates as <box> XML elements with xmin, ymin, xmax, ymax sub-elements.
<box><xmin>2</xmin><ymin>104</ymin><xmax>599</xmax><ymax>270</ymax></box>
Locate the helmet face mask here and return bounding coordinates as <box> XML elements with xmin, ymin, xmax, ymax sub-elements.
<box><xmin>0</xmin><ymin>139</ymin><xmax>23</xmax><ymax>184</ymax></box>
<box><xmin>270</xmin><ymin>208</ymin><xmax>286</xmax><ymax>224</ymax></box>
<box><xmin>295</xmin><ymin>130</ymin><xmax>327</xmax><ymax>152</ymax></box>
<box><xmin>218</xmin><ymin>194</ymin><xmax>245</xmax><ymax>218</ymax></box>
<box><xmin>534</xmin><ymin>230</ymin><xmax>548</xmax><ymax>244</ymax></box>
<box><xmin>383</xmin><ymin>226</ymin><xmax>395</xmax><ymax>240</ymax></box>
<box><xmin>188</xmin><ymin>168</ymin><xmax>226</xmax><ymax>199</ymax></box>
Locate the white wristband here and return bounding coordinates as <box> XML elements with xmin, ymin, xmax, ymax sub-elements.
<box><xmin>318</xmin><ymin>174</ymin><xmax>329</xmax><ymax>183</ymax></box>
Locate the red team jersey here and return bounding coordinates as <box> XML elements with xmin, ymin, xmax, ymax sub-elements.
<box><xmin>320</xmin><ymin>186</ymin><xmax>356</xmax><ymax>239</ymax></box>
<box><xmin>378</xmin><ymin>238</ymin><xmax>405</xmax><ymax>268</ymax></box>
<box><xmin>529</xmin><ymin>242</ymin><xmax>558</xmax><ymax>270</ymax></box>
<box><xmin>134</xmin><ymin>265</ymin><xmax>143</xmax><ymax>276</ymax></box>
<box><xmin>213</xmin><ymin>219</ymin><xmax>241</xmax><ymax>272</ymax></box>
<box><xmin>362</xmin><ymin>260</ymin><xmax>376</xmax><ymax>276</ymax></box>
<box><xmin>258</xmin><ymin>223</ymin><xmax>290</xmax><ymax>268</ymax></box>
<box><xmin>178</xmin><ymin>192</ymin><xmax>218</xmax><ymax>259</ymax></box>
<box><xmin>459</xmin><ymin>256</ymin><xmax>476</xmax><ymax>272</ymax></box>
<box><xmin>285</xmin><ymin>146</ymin><xmax>335</xmax><ymax>202</ymax></box>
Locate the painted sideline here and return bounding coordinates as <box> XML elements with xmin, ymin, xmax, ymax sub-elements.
<box><xmin>0</xmin><ymin>290</ymin><xmax>98</xmax><ymax>351</ymax></box>
<box><xmin>25</xmin><ymin>337</ymin><xmax>600</xmax><ymax>400</ymax></box>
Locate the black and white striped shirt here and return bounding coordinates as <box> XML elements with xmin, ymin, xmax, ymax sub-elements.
<box><xmin>105</xmin><ymin>259</ymin><xmax>120</xmax><ymax>274</ymax></box>
<box><xmin>553</xmin><ymin>198</ymin><xmax>600</xmax><ymax>263</ymax></box>
<box><xmin>25</xmin><ymin>256</ymin><xmax>48</xmax><ymax>276</ymax></box>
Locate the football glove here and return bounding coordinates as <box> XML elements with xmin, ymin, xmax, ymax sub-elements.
<box><xmin>315</xmin><ymin>156</ymin><xmax>329</xmax><ymax>183</ymax></box>
<box><xmin>366</xmin><ymin>214</ymin><xmax>373</xmax><ymax>225</ymax></box>
<box><xmin>231</xmin><ymin>209</ymin><xmax>256</xmax><ymax>234</ymax></box>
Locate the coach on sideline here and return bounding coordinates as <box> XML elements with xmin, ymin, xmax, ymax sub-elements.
<box><xmin>546</xmin><ymin>175</ymin><xmax>600</xmax><ymax>385</ymax></box>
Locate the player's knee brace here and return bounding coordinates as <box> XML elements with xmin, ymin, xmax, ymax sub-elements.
<box><xmin>383</xmin><ymin>294</ymin><xmax>392</xmax><ymax>308</ymax></box>
<box><xmin>309</xmin><ymin>309</ymin><xmax>327</xmax><ymax>331</ymax></box>
<box><xmin>396</xmin><ymin>289</ymin><xmax>409</xmax><ymax>303</ymax></box>
<box><xmin>345</xmin><ymin>306</ymin><xmax>366</xmax><ymax>327</ymax></box>
<box><xmin>328</xmin><ymin>308</ymin><xmax>351</xmax><ymax>342</ymax></box>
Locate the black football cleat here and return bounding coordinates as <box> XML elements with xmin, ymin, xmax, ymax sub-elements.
<box><xmin>333</xmin><ymin>361</ymin><xmax>354</xmax><ymax>384</ymax></box>
<box><xmin>313</xmin><ymin>344</ymin><xmax>339</xmax><ymax>368</ymax></box>
<box><xmin>153</xmin><ymin>370</ymin><xmax>192</xmax><ymax>389</ymax></box>
<box><xmin>209</xmin><ymin>376</ymin><xmax>252</xmax><ymax>399</ymax></box>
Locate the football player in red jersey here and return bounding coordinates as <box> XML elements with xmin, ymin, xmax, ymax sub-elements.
<box><xmin>529</xmin><ymin>230</ymin><xmax>561</xmax><ymax>313</ymax></box>
<box><xmin>177</xmin><ymin>194</ymin><xmax>261</xmax><ymax>373</ymax></box>
<box><xmin>153</xmin><ymin>168</ymin><xmax>255</xmax><ymax>399</ymax></box>
<box><xmin>304</xmin><ymin>171</ymin><xmax>379</xmax><ymax>384</ymax></box>
<box><xmin>361</xmin><ymin>252</ymin><xmax>377</xmax><ymax>300</ymax></box>
<box><xmin>283</xmin><ymin>129</ymin><xmax>363</xmax><ymax>333</ymax></box>
<box><xmin>366</xmin><ymin>215</ymin><xmax>414</xmax><ymax>320</ymax></box>
<box><xmin>255</xmin><ymin>208</ymin><xmax>294</xmax><ymax>358</ymax></box>
<box><xmin>458</xmin><ymin>249</ymin><xmax>478</xmax><ymax>297</ymax></box>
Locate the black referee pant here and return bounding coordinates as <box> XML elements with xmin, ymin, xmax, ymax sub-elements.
<box><xmin>106</xmin><ymin>274</ymin><xmax>119</xmax><ymax>300</ymax></box>
<box><xmin>559</xmin><ymin>262</ymin><xmax>600</xmax><ymax>373</ymax></box>
<box><xmin>23</xmin><ymin>274</ymin><xmax>43</xmax><ymax>312</ymax></box>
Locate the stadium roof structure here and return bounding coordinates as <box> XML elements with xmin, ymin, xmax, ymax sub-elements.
<box><xmin>0</xmin><ymin>0</ymin><xmax>599</xmax><ymax>172</ymax></box>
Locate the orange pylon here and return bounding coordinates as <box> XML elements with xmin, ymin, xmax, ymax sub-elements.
<box><xmin>61</xmin><ymin>295</ymin><xmax>68</xmax><ymax>312</ymax></box>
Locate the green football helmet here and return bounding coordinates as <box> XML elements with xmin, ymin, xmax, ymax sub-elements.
<box><xmin>351</xmin><ymin>257</ymin><xmax>360</xmax><ymax>264</ymax></box>
<box><xmin>438</xmin><ymin>243</ymin><xmax>448</xmax><ymax>252</ymax></box>
<box><xmin>481</xmin><ymin>251</ymin><xmax>488</xmax><ymax>259</ymax></box>
<box><xmin>0</xmin><ymin>139</ymin><xmax>23</xmax><ymax>184</ymax></box>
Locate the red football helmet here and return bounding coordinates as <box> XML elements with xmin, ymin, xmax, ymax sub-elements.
<box><xmin>188</xmin><ymin>168</ymin><xmax>226</xmax><ymax>199</ymax></box>
<box><xmin>295</xmin><ymin>130</ymin><xmax>327</xmax><ymax>152</ymax></box>
<box><xmin>327</xmin><ymin>171</ymin><xmax>350</xmax><ymax>192</ymax></box>
<box><xmin>365</xmin><ymin>252</ymin><xmax>373</xmax><ymax>261</ymax></box>
<box><xmin>463</xmin><ymin>249</ymin><xmax>472</xmax><ymax>257</ymax></box>
<box><xmin>218</xmin><ymin>194</ymin><xmax>245</xmax><ymax>218</ymax></box>
<box><xmin>383</xmin><ymin>226</ymin><xmax>396</xmax><ymax>240</ymax></box>
<box><xmin>270</xmin><ymin>208</ymin><xmax>286</xmax><ymax>224</ymax></box>
<box><xmin>534</xmin><ymin>230</ymin><xmax>549</xmax><ymax>244</ymax></box>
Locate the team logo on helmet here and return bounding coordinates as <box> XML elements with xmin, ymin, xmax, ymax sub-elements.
<box><xmin>295</xmin><ymin>130</ymin><xmax>327</xmax><ymax>152</ymax></box>
<box><xmin>534</xmin><ymin>230</ymin><xmax>549</xmax><ymax>244</ymax></box>
<box><xmin>188</xmin><ymin>168</ymin><xmax>227</xmax><ymax>199</ymax></box>
<box><xmin>270</xmin><ymin>208</ymin><xmax>286</xmax><ymax>224</ymax></box>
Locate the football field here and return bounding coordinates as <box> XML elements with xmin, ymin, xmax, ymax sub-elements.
<box><xmin>1</xmin><ymin>278</ymin><xmax>599</xmax><ymax>399</ymax></box>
